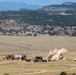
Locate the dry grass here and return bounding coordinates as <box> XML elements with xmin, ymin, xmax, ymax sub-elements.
<box><xmin>0</xmin><ymin>36</ymin><xmax>76</xmax><ymax>75</ymax></box>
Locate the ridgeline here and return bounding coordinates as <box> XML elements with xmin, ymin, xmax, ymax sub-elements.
<box><xmin>0</xmin><ymin>2</ymin><xmax>76</xmax><ymax>36</ymax></box>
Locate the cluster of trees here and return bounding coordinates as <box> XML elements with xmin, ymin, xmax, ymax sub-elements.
<box><xmin>0</xmin><ymin>9</ymin><xmax>76</xmax><ymax>26</ymax></box>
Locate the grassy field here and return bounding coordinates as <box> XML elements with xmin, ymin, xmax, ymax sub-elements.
<box><xmin>0</xmin><ymin>36</ymin><xmax>76</xmax><ymax>75</ymax></box>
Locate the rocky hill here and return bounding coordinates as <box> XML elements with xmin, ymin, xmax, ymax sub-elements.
<box><xmin>0</xmin><ymin>19</ymin><xmax>76</xmax><ymax>36</ymax></box>
<box><xmin>39</xmin><ymin>2</ymin><xmax>76</xmax><ymax>11</ymax></box>
<box><xmin>38</xmin><ymin>2</ymin><xmax>76</xmax><ymax>15</ymax></box>
<box><xmin>0</xmin><ymin>2</ymin><xmax>76</xmax><ymax>36</ymax></box>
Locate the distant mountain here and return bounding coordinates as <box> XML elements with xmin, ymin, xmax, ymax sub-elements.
<box><xmin>0</xmin><ymin>2</ymin><xmax>76</xmax><ymax>36</ymax></box>
<box><xmin>62</xmin><ymin>2</ymin><xmax>76</xmax><ymax>5</ymax></box>
<box><xmin>38</xmin><ymin>2</ymin><xmax>76</xmax><ymax>12</ymax></box>
<box><xmin>0</xmin><ymin>2</ymin><xmax>42</xmax><ymax>11</ymax></box>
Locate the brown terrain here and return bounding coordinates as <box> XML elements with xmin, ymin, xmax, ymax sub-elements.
<box><xmin>0</xmin><ymin>36</ymin><xmax>76</xmax><ymax>75</ymax></box>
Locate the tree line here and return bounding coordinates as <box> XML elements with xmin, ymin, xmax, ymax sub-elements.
<box><xmin>0</xmin><ymin>10</ymin><xmax>76</xmax><ymax>26</ymax></box>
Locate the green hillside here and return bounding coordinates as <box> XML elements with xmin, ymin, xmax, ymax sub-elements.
<box><xmin>0</xmin><ymin>10</ymin><xmax>76</xmax><ymax>26</ymax></box>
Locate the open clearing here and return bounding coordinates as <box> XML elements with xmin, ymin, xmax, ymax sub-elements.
<box><xmin>0</xmin><ymin>36</ymin><xmax>76</xmax><ymax>75</ymax></box>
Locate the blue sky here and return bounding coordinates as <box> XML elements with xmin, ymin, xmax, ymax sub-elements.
<box><xmin>0</xmin><ymin>0</ymin><xmax>76</xmax><ymax>6</ymax></box>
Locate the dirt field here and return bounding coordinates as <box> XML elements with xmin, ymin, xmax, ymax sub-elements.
<box><xmin>0</xmin><ymin>36</ymin><xmax>76</xmax><ymax>75</ymax></box>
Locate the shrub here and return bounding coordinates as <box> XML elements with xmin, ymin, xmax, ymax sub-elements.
<box><xmin>3</xmin><ymin>73</ymin><xmax>9</xmax><ymax>75</ymax></box>
<box><xmin>60</xmin><ymin>72</ymin><xmax>67</xmax><ymax>75</ymax></box>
